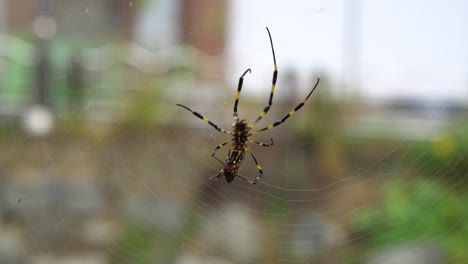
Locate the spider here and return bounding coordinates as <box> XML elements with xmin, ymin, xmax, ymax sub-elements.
<box><xmin>177</xmin><ymin>27</ymin><xmax>320</xmax><ymax>184</ymax></box>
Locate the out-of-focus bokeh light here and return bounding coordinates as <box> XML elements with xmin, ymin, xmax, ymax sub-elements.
<box><xmin>21</xmin><ymin>105</ymin><xmax>54</xmax><ymax>137</ymax></box>
<box><xmin>33</xmin><ymin>16</ymin><xmax>57</xmax><ymax>40</ymax></box>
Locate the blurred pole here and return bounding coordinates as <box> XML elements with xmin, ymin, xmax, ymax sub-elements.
<box><xmin>22</xmin><ymin>0</ymin><xmax>56</xmax><ymax>137</ymax></box>
<box><xmin>66</xmin><ymin>53</ymin><xmax>84</xmax><ymax>116</ymax></box>
<box><xmin>0</xmin><ymin>0</ymin><xmax>5</xmax><ymax>97</ymax></box>
<box><xmin>0</xmin><ymin>0</ymin><xmax>5</xmax><ymax>33</ymax></box>
<box><xmin>343</xmin><ymin>0</ymin><xmax>362</xmax><ymax>96</ymax></box>
<box><xmin>33</xmin><ymin>0</ymin><xmax>56</xmax><ymax>105</ymax></box>
<box><xmin>35</xmin><ymin>41</ymin><xmax>49</xmax><ymax>105</ymax></box>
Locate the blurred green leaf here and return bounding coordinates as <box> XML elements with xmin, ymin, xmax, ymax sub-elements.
<box><xmin>352</xmin><ymin>179</ymin><xmax>468</xmax><ymax>263</ymax></box>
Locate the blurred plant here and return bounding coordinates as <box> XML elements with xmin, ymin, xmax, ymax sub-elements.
<box><xmin>406</xmin><ymin>118</ymin><xmax>468</xmax><ymax>186</ymax></box>
<box><xmin>295</xmin><ymin>73</ymin><xmax>336</xmax><ymax>140</ymax></box>
<box><xmin>0</xmin><ymin>123</ymin><xmax>20</xmax><ymax>141</ymax></box>
<box><xmin>56</xmin><ymin>116</ymin><xmax>88</xmax><ymax>137</ymax></box>
<box><xmin>108</xmin><ymin>224</ymin><xmax>164</xmax><ymax>264</ymax></box>
<box><xmin>294</xmin><ymin>73</ymin><xmax>348</xmax><ymax>182</ymax></box>
<box><xmin>109</xmin><ymin>211</ymin><xmax>200</xmax><ymax>264</ymax></box>
<box><xmin>121</xmin><ymin>80</ymin><xmax>162</xmax><ymax>129</ymax></box>
<box><xmin>352</xmin><ymin>179</ymin><xmax>468</xmax><ymax>263</ymax></box>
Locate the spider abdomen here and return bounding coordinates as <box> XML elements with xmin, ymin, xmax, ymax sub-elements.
<box><xmin>223</xmin><ymin>148</ymin><xmax>246</xmax><ymax>182</ymax></box>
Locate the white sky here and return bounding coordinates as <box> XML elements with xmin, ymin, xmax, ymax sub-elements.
<box><xmin>226</xmin><ymin>0</ymin><xmax>468</xmax><ymax>103</ymax></box>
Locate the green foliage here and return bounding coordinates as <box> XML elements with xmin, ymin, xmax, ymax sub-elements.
<box><xmin>406</xmin><ymin>120</ymin><xmax>468</xmax><ymax>182</ymax></box>
<box><xmin>121</xmin><ymin>85</ymin><xmax>162</xmax><ymax>129</ymax></box>
<box><xmin>108</xmin><ymin>224</ymin><xmax>175</xmax><ymax>264</ymax></box>
<box><xmin>295</xmin><ymin>75</ymin><xmax>335</xmax><ymax>140</ymax></box>
<box><xmin>109</xmin><ymin>224</ymin><xmax>156</xmax><ymax>264</ymax></box>
<box><xmin>0</xmin><ymin>123</ymin><xmax>20</xmax><ymax>141</ymax></box>
<box><xmin>109</xmin><ymin>212</ymin><xmax>200</xmax><ymax>264</ymax></box>
<box><xmin>352</xmin><ymin>179</ymin><xmax>468</xmax><ymax>262</ymax></box>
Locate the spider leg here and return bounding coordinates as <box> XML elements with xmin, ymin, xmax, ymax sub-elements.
<box><xmin>244</xmin><ymin>144</ymin><xmax>263</xmax><ymax>184</ymax></box>
<box><xmin>233</xmin><ymin>68</ymin><xmax>252</xmax><ymax>124</ymax></box>
<box><xmin>210</xmin><ymin>142</ymin><xmax>233</xmax><ymax>181</ymax></box>
<box><xmin>210</xmin><ymin>169</ymin><xmax>224</xmax><ymax>180</ymax></box>
<box><xmin>248</xmin><ymin>138</ymin><xmax>274</xmax><ymax>147</ymax></box>
<box><xmin>250</xmin><ymin>78</ymin><xmax>320</xmax><ymax>136</ymax></box>
<box><xmin>176</xmin><ymin>104</ymin><xmax>232</xmax><ymax>135</ymax></box>
<box><xmin>236</xmin><ymin>174</ymin><xmax>258</xmax><ymax>185</ymax></box>
<box><xmin>212</xmin><ymin>140</ymin><xmax>233</xmax><ymax>163</ymax></box>
<box><xmin>250</xmin><ymin>27</ymin><xmax>278</xmax><ymax>128</ymax></box>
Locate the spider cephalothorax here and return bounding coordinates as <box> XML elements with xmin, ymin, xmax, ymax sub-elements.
<box><xmin>234</xmin><ymin>119</ymin><xmax>250</xmax><ymax>132</ymax></box>
<box><xmin>177</xmin><ymin>27</ymin><xmax>319</xmax><ymax>184</ymax></box>
<box><xmin>233</xmin><ymin>119</ymin><xmax>251</xmax><ymax>142</ymax></box>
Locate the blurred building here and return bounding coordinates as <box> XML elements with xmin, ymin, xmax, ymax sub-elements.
<box><xmin>4</xmin><ymin>0</ymin><xmax>135</xmax><ymax>38</ymax></box>
<box><xmin>0</xmin><ymin>0</ymin><xmax>228</xmax><ymax>122</ymax></box>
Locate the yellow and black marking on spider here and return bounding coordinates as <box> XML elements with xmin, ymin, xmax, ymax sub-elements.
<box><xmin>177</xmin><ymin>27</ymin><xmax>320</xmax><ymax>185</ymax></box>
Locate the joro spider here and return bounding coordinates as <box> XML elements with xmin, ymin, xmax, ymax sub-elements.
<box><xmin>177</xmin><ymin>27</ymin><xmax>320</xmax><ymax>184</ymax></box>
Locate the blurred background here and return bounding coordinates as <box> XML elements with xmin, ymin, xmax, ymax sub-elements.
<box><xmin>0</xmin><ymin>0</ymin><xmax>467</xmax><ymax>263</ymax></box>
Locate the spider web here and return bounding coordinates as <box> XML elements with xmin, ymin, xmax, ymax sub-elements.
<box><xmin>0</xmin><ymin>1</ymin><xmax>467</xmax><ymax>264</ymax></box>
